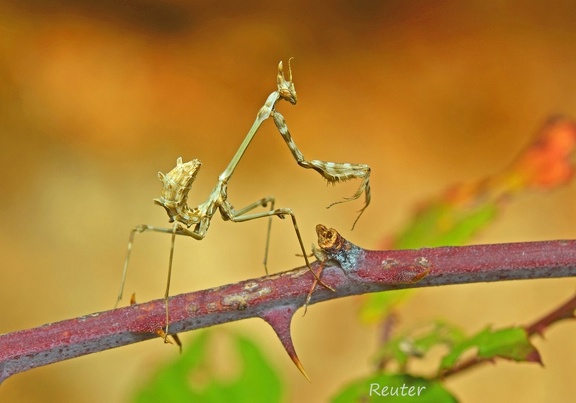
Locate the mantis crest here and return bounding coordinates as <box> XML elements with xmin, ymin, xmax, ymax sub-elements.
<box><xmin>115</xmin><ymin>60</ymin><xmax>371</xmax><ymax>338</ymax></box>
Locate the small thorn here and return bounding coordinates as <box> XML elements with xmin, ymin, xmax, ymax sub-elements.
<box><xmin>153</xmin><ymin>328</ymin><xmax>183</xmax><ymax>352</ymax></box>
<box><xmin>163</xmin><ymin>326</ymin><xmax>170</xmax><ymax>344</ymax></box>
<box><xmin>172</xmin><ymin>333</ymin><xmax>183</xmax><ymax>353</ymax></box>
<box><xmin>155</xmin><ymin>328</ymin><xmax>171</xmax><ymax>344</ymax></box>
<box><xmin>303</xmin><ymin>294</ymin><xmax>312</xmax><ymax>317</ymax></box>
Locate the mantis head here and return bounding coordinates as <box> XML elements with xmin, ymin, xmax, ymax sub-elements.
<box><xmin>277</xmin><ymin>58</ymin><xmax>298</xmax><ymax>105</ymax></box>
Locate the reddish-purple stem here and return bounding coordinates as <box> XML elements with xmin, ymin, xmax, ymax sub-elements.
<box><xmin>1</xmin><ymin>234</ymin><xmax>576</xmax><ymax>382</ymax></box>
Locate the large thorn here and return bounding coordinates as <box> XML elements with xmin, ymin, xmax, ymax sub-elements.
<box><xmin>260</xmin><ymin>304</ymin><xmax>310</xmax><ymax>381</ymax></box>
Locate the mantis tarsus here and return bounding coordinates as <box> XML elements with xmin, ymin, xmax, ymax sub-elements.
<box><xmin>115</xmin><ymin>60</ymin><xmax>371</xmax><ymax>338</ymax></box>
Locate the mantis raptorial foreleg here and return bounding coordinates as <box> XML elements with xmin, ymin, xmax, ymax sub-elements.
<box><xmin>271</xmin><ymin>110</ymin><xmax>371</xmax><ymax>229</ymax></box>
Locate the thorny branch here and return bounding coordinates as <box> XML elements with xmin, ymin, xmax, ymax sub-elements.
<box><xmin>2</xmin><ymin>226</ymin><xmax>576</xmax><ymax>382</ymax></box>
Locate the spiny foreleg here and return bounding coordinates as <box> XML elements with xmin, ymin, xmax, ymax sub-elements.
<box><xmin>272</xmin><ymin>110</ymin><xmax>371</xmax><ymax>229</ymax></box>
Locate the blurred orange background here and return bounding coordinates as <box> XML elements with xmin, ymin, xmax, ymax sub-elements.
<box><xmin>1</xmin><ymin>1</ymin><xmax>576</xmax><ymax>402</ymax></box>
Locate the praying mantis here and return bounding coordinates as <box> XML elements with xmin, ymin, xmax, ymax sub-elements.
<box><xmin>115</xmin><ymin>60</ymin><xmax>371</xmax><ymax>338</ymax></box>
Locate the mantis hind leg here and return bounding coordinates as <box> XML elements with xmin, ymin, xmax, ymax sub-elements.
<box><xmin>226</xmin><ymin>204</ymin><xmax>335</xmax><ymax>292</ymax></box>
<box><xmin>230</xmin><ymin>197</ymin><xmax>276</xmax><ymax>275</ymax></box>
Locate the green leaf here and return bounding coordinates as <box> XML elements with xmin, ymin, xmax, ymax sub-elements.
<box><xmin>374</xmin><ymin>320</ymin><xmax>466</xmax><ymax>370</ymax></box>
<box><xmin>409</xmin><ymin>321</ymin><xmax>467</xmax><ymax>353</ymax></box>
<box><xmin>359</xmin><ymin>290</ymin><xmax>412</xmax><ymax>324</ymax></box>
<box><xmin>331</xmin><ymin>374</ymin><xmax>458</xmax><ymax>403</ymax></box>
<box><xmin>133</xmin><ymin>330</ymin><xmax>283</xmax><ymax>403</ymax></box>
<box><xmin>440</xmin><ymin>327</ymin><xmax>541</xmax><ymax>371</ymax></box>
<box><xmin>394</xmin><ymin>203</ymin><xmax>497</xmax><ymax>250</ymax></box>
